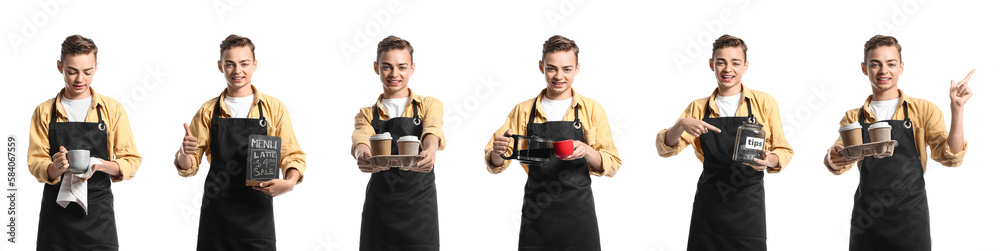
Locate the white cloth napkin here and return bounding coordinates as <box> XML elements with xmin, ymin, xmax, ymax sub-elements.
<box><xmin>55</xmin><ymin>157</ymin><xmax>101</xmax><ymax>215</ymax></box>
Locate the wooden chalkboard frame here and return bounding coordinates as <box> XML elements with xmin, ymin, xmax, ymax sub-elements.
<box><xmin>245</xmin><ymin>134</ymin><xmax>281</xmax><ymax>187</ymax></box>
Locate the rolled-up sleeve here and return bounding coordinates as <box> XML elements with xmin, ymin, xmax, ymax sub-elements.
<box><xmin>27</xmin><ymin>103</ymin><xmax>59</xmax><ymax>185</ymax></box>
<box><xmin>656</xmin><ymin>101</ymin><xmax>697</xmax><ymax>159</ymax></box>
<box><xmin>761</xmin><ymin>97</ymin><xmax>793</xmax><ymax>173</ymax></box>
<box><xmin>484</xmin><ymin>106</ymin><xmax>519</xmax><ymax>174</ymax></box>
<box><xmin>175</xmin><ymin>104</ymin><xmax>211</xmax><ymax>177</ymax></box>
<box><xmin>420</xmin><ymin>97</ymin><xmax>446</xmax><ymax>150</ymax></box>
<box><xmin>274</xmin><ymin>102</ymin><xmax>306</xmax><ymax>183</ymax></box>
<box><xmin>351</xmin><ymin>107</ymin><xmax>375</xmax><ymax>157</ymax></box>
<box><xmin>824</xmin><ymin>112</ymin><xmax>856</xmax><ymax>175</ymax></box>
<box><xmin>108</xmin><ymin>102</ymin><xmax>142</xmax><ymax>182</ymax></box>
<box><xmin>586</xmin><ymin>103</ymin><xmax>621</xmax><ymax>177</ymax></box>
<box><xmin>922</xmin><ymin>102</ymin><xmax>967</xmax><ymax>167</ymax></box>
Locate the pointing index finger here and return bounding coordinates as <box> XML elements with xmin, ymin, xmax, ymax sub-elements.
<box><xmin>959</xmin><ymin>69</ymin><xmax>976</xmax><ymax>85</ymax></box>
<box><xmin>704</xmin><ymin>122</ymin><xmax>722</xmax><ymax>133</ymax></box>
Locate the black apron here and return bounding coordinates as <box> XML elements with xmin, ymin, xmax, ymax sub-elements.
<box><xmin>517</xmin><ymin>98</ymin><xmax>601</xmax><ymax>251</ymax></box>
<box><xmin>360</xmin><ymin>100</ymin><xmax>440</xmax><ymax>251</ymax></box>
<box><xmin>849</xmin><ymin>101</ymin><xmax>931</xmax><ymax>250</ymax></box>
<box><xmin>196</xmin><ymin>100</ymin><xmax>276</xmax><ymax>251</ymax></box>
<box><xmin>687</xmin><ymin>97</ymin><xmax>767</xmax><ymax>251</ymax></box>
<box><xmin>37</xmin><ymin>102</ymin><xmax>117</xmax><ymax>251</ymax></box>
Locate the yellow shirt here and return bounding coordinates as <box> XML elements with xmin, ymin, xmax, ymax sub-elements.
<box><xmin>351</xmin><ymin>88</ymin><xmax>447</xmax><ymax>154</ymax></box>
<box><xmin>655</xmin><ymin>84</ymin><xmax>794</xmax><ymax>173</ymax></box>
<box><xmin>174</xmin><ymin>85</ymin><xmax>307</xmax><ymax>183</ymax></box>
<box><xmin>28</xmin><ymin>87</ymin><xmax>143</xmax><ymax>185</ymax></box>
<box><xmin>484</xmin><ymin>89</ymin><xmax>622</xmax><ymax>177</ymax></box>
<box><xmin>824</xmin><ymin>89</ymin><xmax>967</xmax><ymax>174</ymax></box>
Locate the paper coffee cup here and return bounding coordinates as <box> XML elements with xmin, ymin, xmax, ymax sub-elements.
<box><xmin>68</xmin><ymin>149</ymin><xmax>91</xmax><ymax>174</ymax></box>
<box><xmin>397</xmin><ymin>135</ymin><xmax>420</xmax><ymax>156</ymax></box>
<box><xmin>369</xmin><ymin>133</ymin><xmax>393</xmax><ymax>156</ymax></box>
<box><xmin>868</xmin><ymin>122</ymin><xmax>892</xmax><ymax>142</ymax></box>
<box><xmin>839</xmin><ymin>122</ymin><xmax>863</xmax><ymax>147</ymax></box>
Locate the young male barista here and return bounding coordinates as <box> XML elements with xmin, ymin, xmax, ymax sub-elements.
<box><xmin>351</xmin><ymin>35</ymin><xmax>446</xmax><ymax>251</ymax></box>
<box><xmin>174</xmin><ymin>34</ymin><xmax>306</xmax><ymax>251</ymax></box>
<box><xmin>27</xmin><ymin>34</ymin><xmax>143</xmax><ymax>250</ymax></box>
<box><xmin>823</xmin><ymin>35</ymin><xmax>973</xmax><ymax>250</ymax></box>
<box><xmin>655</xmin><ymin>34</ymin><xmax>793</xmax><ymax>250</ymax></box>
<box><xmin>485</xmin><ymin>35</ymin><xmax>621</xmax><ymax>250</ymax></box>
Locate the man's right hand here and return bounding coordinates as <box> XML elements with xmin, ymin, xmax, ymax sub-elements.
<box><xmin>827</xmin><ymin>144</ymin><xmax>861</xmax><ymax>170</ymax></box>
<box><xmin>677</xmin><ymin>117</ymin><xmax>722</xmax><ymax>137</ymax></box>
<box><xmin>178</xmin><ymin>123</ymin><xmax>198</xmax><ymax>170</ymax></box>
<box><xmin>47</xmin><ymin>146</ymin><xmax>69</xmax><ymax>180</ymax></box>
<box><xmin>355</xmin><ymin>144</ymin><xmax>382</xmax><ymax>173</ymax></box>
<box><xmin>489</xmin><ymin>129</ymin><xmax>513</xmax><ymax>167</ymax></box>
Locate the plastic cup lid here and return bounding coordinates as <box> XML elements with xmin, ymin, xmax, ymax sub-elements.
<box><xmin>398</xmin><ymin>135</ymin><xmax>420</xmax><ymax>142</ymax></box>
<box><xmin>868</xmin><ymin>122</ymin><xmax>891</xmax><ymax>129</ymax></box>
<box><xmin>839</xmin><ymin>122</ymin><xmax>862</xmax><ymax>132</ymax></box>
<box><xmin>369</xmin><ymin>132</ymin><xmax>392</xmax><ymax>140</ymax></box>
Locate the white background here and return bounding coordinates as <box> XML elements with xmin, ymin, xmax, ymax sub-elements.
<box><xmin>2</xmin><ymin>0</ymin><xmax>998</xmax><ymax>250</ymax></box>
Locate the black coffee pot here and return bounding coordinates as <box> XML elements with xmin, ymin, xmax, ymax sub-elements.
<box><xmin>500</xmin><ymin>134</ymin><xmax>553</xmax><ymax>165</ymax></box>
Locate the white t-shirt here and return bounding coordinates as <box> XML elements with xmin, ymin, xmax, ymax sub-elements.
<box><xmin>869</xmin><ymin>98</ymin><xmax>900</xmax><ymax>121</ymax></box>
<box><xmin>715</xmin><ymin>93</ymin><xmax>742</xmax><ymax>117</ymax></box>
<box><xmin>59</xmin><ymin>95</ymin><xmax>102</xmax><ymax>175</ymax></box>
<box><xmin>224</xmin><ymin>94</ymin><xmax>255</xmax><ymax>118</ymax></box>
<box><xmin>540</xmin><ymin>96</ymin><xmax>573</xmax><ymax>121</ymax></box>
<box><xmin>61</xmin><ymin>95</ymin><xmax>92</xmax><ymax>122</ymax></box>
<box><xmin>382</xmin><ymin>98</ymin><xmax>409</xmax><ymax>118</ymax></box>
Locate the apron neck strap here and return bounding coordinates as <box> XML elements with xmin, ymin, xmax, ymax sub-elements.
<box><xmin>702</xmin><ymin>97</ymin><xmax>754</xmax><ymax>121</ymax></box>
<box><xmin>902</xmin><ymin>101</ymin><xmax>909</xmax><ymax>121</ymax></box>
<box><xmin>50</xmin><ymin>99</ymin><xmax>58</xmax><ymax>122</ymax></box>
<box><xmin>213</xmin><ymin>99</ymin><xmax>265</xmax><ymax>121</ymax></box>
<box><xmin>50</xmin><ymin>99</ymin><xmax>104</xmax><ymax>124</ymax></box>
<box><xmin>371</xmin><ymin>99</ymin><xmax>420</xmax><ymax>124</ymax></box>
<box><xmin>528</xmin><ymin>98</ymin><xmax>538</xmax><ymax>125</ymax></box>
<box><xmin>858</xmin><ymin>100</ymin><xmax>909</xmax><ymax>123</ymax></box>
<box><xmin>527</xmin><ymin>97</ymin><xmax>581</xmax><ymax>135</ymax></box>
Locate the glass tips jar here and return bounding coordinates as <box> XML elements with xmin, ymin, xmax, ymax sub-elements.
<box><xmin>732</xmin><ymin>120</ymin><xmax>766</xmax><ymax>164</ymax></box>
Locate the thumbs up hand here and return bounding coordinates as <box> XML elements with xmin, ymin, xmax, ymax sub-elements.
<box><xmin>181</xmin><ymin>123</ymin><xmax>198</xmax><ymax>156</ymax></box>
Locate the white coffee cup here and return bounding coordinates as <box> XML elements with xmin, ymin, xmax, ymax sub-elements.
<box><xmin>839</xmin><ymin>122</ymin><xmax>863</xmax><ymax>147</ymax></box>
<box><xmin>67</xmin><ymin>149</ymin><xmax>91</xmax><ymax>174</ymax></box>
<box><xmin>397</xmin><ymin>136</ymin><xmax>421</xmax><ymax>156</ymax></box>
<box><xmin>369</xmin><ymin>133</ymin><xmax>393</xmax><ymax>156</ymax></box>
<box><xmin>868</xmin><ymin>122</ymin><xmax>892</xmax><ymax>142</ymax></box>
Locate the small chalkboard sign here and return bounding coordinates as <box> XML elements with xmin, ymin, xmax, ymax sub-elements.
<box><xmin>245</xmin><ymin>134</ymin><xmax>281</xmax><ymax>187</ymax></box>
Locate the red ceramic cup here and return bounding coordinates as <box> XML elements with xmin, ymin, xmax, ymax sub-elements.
<box><xmin>553</xmin><ymin>140</ymin><xmax>574</xmax><ymax>159</ymax></box>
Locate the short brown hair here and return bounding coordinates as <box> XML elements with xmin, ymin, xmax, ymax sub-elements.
<box><xmin>542</xmin><ymin>35</ymin><xmax>579</xmax><ymax>63</ymax></box>
<box><xmin>376</xmin><ymin>35</ymin><xmax>414</xmax><ymax>61</ymax></box>
<box><xmin>220</xmin><ymin>34</ymin><xmax>256</xmax><ymax>60</ymax></box>
<box><xmin>712</xmin><ymin>34</ymin><xmax>747</xmax><ymax>60</ymax></box>
<box><xmin>864</xmin><ymin>35</ymin><xmax>901</xmax><ymax>60</ymax></box>
<box><xmin>60</xmin><ymin>35</ymin><xmax>98</xmax><ymax>61</ymax></box>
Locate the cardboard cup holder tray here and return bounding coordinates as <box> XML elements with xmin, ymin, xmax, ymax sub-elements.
<box><xmin>367</xmin><ymin>155</ymin><xmax>424</xmax><ymax>170</ymax></box>
<box><xmin>839</xmin><ymin>140</ymin><xmax>898</xmax><ymax>159</ymax></box>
